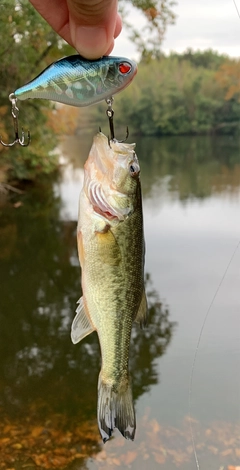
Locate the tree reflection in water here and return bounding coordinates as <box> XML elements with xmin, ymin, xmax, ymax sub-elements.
<box><xmin>0</xmin><ymin>179</ymin><xmax>176</xmax><ymax>467</ymax></box>
<box><xmin>137</xmin><ymin>134</ymin><xmax>240</xmax><ymax>201</ymax></box>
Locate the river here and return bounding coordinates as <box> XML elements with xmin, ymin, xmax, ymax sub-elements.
<box><xmin>0</xmin><ymin>133</ymin><xmax>239</xmax><ymax>469</ymax></box>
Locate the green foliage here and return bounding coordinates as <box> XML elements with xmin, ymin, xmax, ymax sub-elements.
<box><xmin>170</xmin><ymin>48</ymin><xmax>228</xmax><ymax>70</ymax></box>
<box><xmin>0</xmin><ymin>0</ymin><xmax>74</xmax><ymax>180</ymax></box>
<box><xmin>0</xmin><ymin>0</ymin><xmax>176</xmax><ymax>181</ymax></box>
<box><xmin>105</xmin><ymin>51</ymin><xmax>240</xmax><ymax>136</ymax></box>
<box><xmin>2</xmin><ymin>3</ymin><xmax>238</xmax><ymax>179</ymax></box>
<box><xmin>84</xmin><ymin>50</ymin><xmax>240</xmax><ymax>137</ymax></box>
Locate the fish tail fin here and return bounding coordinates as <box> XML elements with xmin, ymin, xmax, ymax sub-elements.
<box><xmin>97</xmin><ymin>374</ymin><xmax>136</xmax><ymax>443</ymax></box>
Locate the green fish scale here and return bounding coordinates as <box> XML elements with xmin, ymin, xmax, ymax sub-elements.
<box><xmin>83</xmin><ymin>183</ymin><xmax>144</xmax><ymax>392</ymax></box>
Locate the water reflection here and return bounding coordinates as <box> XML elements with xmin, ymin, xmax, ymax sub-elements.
<box><xmin>0</xmin><ymin>177</ymin><xmax>175</xmax><ymax>467</ymax></box>
<box><xmin>131</xmin><ymin>273</ymin><xmax>176</xmax><ymax>399</ymax></box>
<box><xmin>0</xmin><ymin>133</ymin><xmax>239</xmax><ymax>469</ymax></box>
<box><xmin>62</xmin><ymin>134</ymin><xmax>240</xmax><ymax>205</ymax></box>
<box><xmin>136</xmin><ymin>134</ymin><xmax>240</xmax><ymax>201</ymax></box>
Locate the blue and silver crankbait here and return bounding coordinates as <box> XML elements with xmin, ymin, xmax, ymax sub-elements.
<box><xmin>0</xmin><ymin>55</ymin><xmax>137</xmax><ymax>147</ymax></box>
<box><xmin>15</xmin><ymin>55</ymin><xmax>137</xmax><ymax>107</ymax></box>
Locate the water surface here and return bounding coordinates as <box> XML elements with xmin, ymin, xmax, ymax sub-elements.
<box><xmin>0</xmin><ymin>134</ymin><xmax>239</xmax><ymax>469</ymax></box>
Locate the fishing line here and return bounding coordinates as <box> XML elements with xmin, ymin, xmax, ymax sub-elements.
<box><xmin>189</xmin><ymin>7</ymin><xmax>240</xmax><ymax>465</ymax></box>
<box><xmin>188</xmin><ymin>239</ymin><xmax>240</xmax><ymax>470</ymax></box>
<box><xmin>233</xmin><ymin>0</ymin><xmax>240</xmax><ymax>18</ymax></box>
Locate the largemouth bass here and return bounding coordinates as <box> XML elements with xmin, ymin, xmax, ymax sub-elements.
<box><xmin>71</xmin><ymin>132</ymin><xmax>147</xmax><ymax>442</ymax></box>
<box><xmin>14</xmin><ymin>55</ymin><xmax>137</xmax><ymax>107</ymax></box>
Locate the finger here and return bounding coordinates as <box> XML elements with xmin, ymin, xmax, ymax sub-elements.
<box><xmin>68</xmin><ymin>0</ymin><xmax>120</xmax><ymax>58</ymax></box>
<box><xmin>30</xmin><ymin>0</ymin><xmax>121</xmax><ymax>59</ymax></box>
<box><xmin>100</xmin><ymin>15</ymin><xmax>122</xmax><ymax>57</ymax></box>
<box><xmin>29</xmin><ymin>0</ymin><xmax>74</xmax><ymax>46</ymax></box>
<box><xmin>105</xmin><ymin>40</ymin><xmax>115</xmax><ymax>56</ymax></box>
<box><xmin>114</xmin><ymin>13</ymin><xmax>122</xmax><ymax>39</ymax></box>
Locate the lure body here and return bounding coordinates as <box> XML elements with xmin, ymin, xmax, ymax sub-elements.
<box><xmin>14</xmin><ymin>55</ymin><xmax>137</xmax><ymax>107</ymax></box>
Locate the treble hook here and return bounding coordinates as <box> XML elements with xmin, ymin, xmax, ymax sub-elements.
<box><xmin>0</xmin><ymin>93</ymin><xmax>30</xmax><ymax>147</ymax></box>
<box><xmin>105</xmin><ymin>97</ymin><xmax>129</xmax><ymax>143</ymax></box>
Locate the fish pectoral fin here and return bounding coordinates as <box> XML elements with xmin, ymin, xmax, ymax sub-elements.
<box><xmin>134</xmin><ymin>290</ymin><xmax>148</xmax><ymax>328</ymax></box>
<box><xmin>71</xmin><ymin>297</ymin><xmax>95</xmax><ymax>344</ymax></box>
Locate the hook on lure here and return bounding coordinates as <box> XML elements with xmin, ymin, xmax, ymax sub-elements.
<box><xmin>105</xmin><ymin>97</ymin><xmax>129</xmax><ymax>144</ymax></box>
<box><xmin>0</xmin><ymin>94</ymin><xmax>30</xmax><ymax>147</ymax></box>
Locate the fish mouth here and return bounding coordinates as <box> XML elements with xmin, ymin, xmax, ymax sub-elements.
<box><xmin>87</xmin><ymin>181</ymin><xmax>124</xmax><ymax>221</ymax></box>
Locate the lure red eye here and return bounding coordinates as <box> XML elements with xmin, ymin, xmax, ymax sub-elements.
<box><xmin>119</xmin><ymin>62</ymin><xmax>132</xmax><ymax>74</ymax></box>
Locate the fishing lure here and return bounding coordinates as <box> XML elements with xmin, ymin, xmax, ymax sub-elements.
<box><xmin>0</xmin><ymin>55</ymin><xmax>137</xmax><ymax>147</ymax></box>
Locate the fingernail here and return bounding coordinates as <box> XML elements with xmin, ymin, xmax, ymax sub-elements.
<box><xmin>73</xmin><ymin>26</ymin><xmax>108</xmax><ymax>59</ymax></box>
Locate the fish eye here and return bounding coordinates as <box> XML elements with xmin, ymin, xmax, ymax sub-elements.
<box><xmin>129</xmin><ymin>162</ymin><xmax>140</xmax><ymax>178</ymax></box>
<box><xmin>118</xmin><ymin>62</ymin><xmax>132</xmax><ymax>74</ymax></box>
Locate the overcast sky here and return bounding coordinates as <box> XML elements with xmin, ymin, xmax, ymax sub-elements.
<box><xmin>113</xmin><ymin>0</ymin><xmax>240</xmax><ymax>59</ymax></box>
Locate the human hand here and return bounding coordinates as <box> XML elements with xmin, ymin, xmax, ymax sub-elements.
<box><xmin>30</xmin><ymin>0</ymin><xmax>122</xmax><ymax>59</ymax></box>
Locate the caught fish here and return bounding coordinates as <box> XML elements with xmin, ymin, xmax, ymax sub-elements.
<box><xmin>71</xmin><ymin>132</ymin><xmax>147</xmax><ymax>442</ymax></box>
<box><xmin>14</xmin><ymin>55</ymin><xmax>137</xmax><ymax>107</ymax></box>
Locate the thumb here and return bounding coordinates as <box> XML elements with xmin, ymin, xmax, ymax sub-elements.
<box><xmin>67</xmin><ymin>0</ymin><xmax>122</xmax><ymax>59</ymax></box>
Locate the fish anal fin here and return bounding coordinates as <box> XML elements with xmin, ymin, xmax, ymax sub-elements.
<box><xmin>134</xmin><ymin>290</ymin><xmax>148</xmax><ymax>328</ymax></box>
<box><xmin>71</xmin><ymin>297</ymin><xmax>95</xmax><ymax>344</ymax></box>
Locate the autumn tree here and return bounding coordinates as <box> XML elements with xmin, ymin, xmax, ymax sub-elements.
<box><xmin>86</xmin><ymin>51</ymin><xmax>240</xmax><ymax>136</ymax></box>
<box><xmin>215</xmin><ymin>59</ymin><xmax>240</xmax><ymax>101</ymax></box>
<box><xmin>120</xmin><ymin>0</ymin><xmax>176</xmax><ymax>59</ymax></box>
<box><xmin>0</xmin><ymin>0</ymin><xmax>73</xmax><ymax>180</ymax></box>
<box><xmin>0</xmin><ymin>0</ymin><xmax>177</xmax><ymax>181</ymax></box>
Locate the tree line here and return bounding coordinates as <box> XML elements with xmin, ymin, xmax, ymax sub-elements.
<box><xmin>0</xmin><ymin>0</ymin><xmax>175</xmax><ymax>181</ymax></box>
<box><xmin>0</xmin><ymin>2</ymin><xmax>239</xmax><ymax>181</ymax></box>
<box><xmin>86</xmin><ymin>49</ymin><xmax>240</xmax><ymax>137</ymax></box>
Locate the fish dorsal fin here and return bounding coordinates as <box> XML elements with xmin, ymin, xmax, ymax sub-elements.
<box><xmin>71</xmin><ymin>297</ymin><xmax>95</xmax><ymax>344</ymax></box>
<box><xmin>134</xmin><ymin>290</ymin><xmax>148</xmax><ymax>328</ymax></box>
